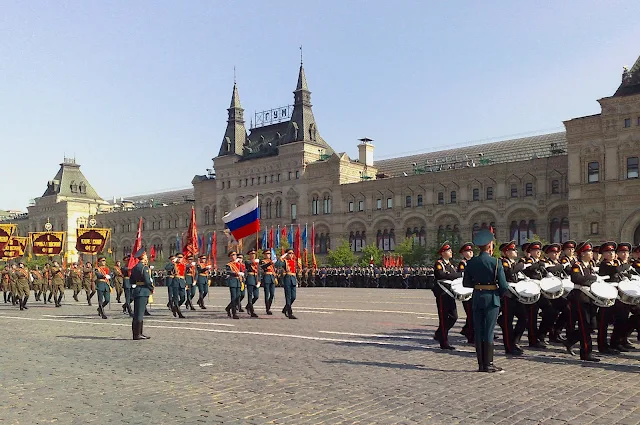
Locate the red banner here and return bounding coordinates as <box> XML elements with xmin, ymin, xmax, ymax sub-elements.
<box><xmin>76</xmin><ymin>228</ymin><xmax>111</xmax><ymax>254</ymax></box>
<box><xmin>183</xmin><ymin>206</ymin><xmax>198</xmax><ymax>257</ymax></box>
<box><xmin>0</xmin><ymin>224</ymin><xmax>16</xmax><ymax>252</ymax></box>
<box><xmin>30</xmin><ymin>231</ymin><xmax>65</xmax><ymax>256</ymax></box>
<box><xmin>2</xmin><ymin>236</ymin><xmax>28</xmax><ymax>260</ymax></box>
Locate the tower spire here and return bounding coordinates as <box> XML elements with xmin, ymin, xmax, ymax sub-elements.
<box><xmin>218</xmin><ymin>82</ymin><xmax>247</xmax><ymax>157</ymax></box>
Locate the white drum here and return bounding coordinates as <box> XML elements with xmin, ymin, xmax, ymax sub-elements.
<box><xmin>560</xmin><ymin>278</ymin><xmax>574</xmax><ymax>298</ymax></box>
<box><xmin>539</xmin><ymin>276</ymin><xmax>563</xmax><ymax>300</ymax></box>
<box><xmin>509</xmin><ymin>281</ymin><xmax>540</xmax><ymax>304</ymax></box>
<box><xmin>450</xmin><ymin>283</ymin><xmax>473</xmax><ymax>302</ymax></box>
<box><xmin>618</xmin><ymin>280</ymin><xmax>640</xmax><ymax>305</ymax></box>
<box><xmin>581</xmin><ymin>281</ymin><xmax>617</xmax><ymax>308</ymax></box>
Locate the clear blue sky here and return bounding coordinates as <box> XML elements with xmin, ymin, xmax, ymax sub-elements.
<box><xmin>2</xmin><ymin>1</ymin><xmax>638</xmax><ymax>210</ymax></box>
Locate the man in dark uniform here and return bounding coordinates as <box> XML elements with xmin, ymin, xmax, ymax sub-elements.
<box><xmin>94</xmin><ymin>256</ymin><xmax>111</xmax><ymax>319</ymax></box>
<box><xmin>613</xmin><ymin>243</ymin><xmax>637</xmax><ymax>350</ymax></box>
<box><xmin>433</xmin><ymin>241</ymin><xmax>461</xmax><ymax>350</ymax></box>
<box><xmin>171</xmin><ymin>254</ymin><xmax>187</xmax><ymax>318</ymax></box>
<box><xmin>164</xmin><ymin>255</ymin><xmax>175</xmax><ymax>307</ymax></box>
<box><xmin>236</xmin><ymin>253</ymin><xmax>246</xmax><ymax>312</ymax></box>
<box><xmin>276</xmin><ymin>249</ymin><xmax>298</xmax><ymax>319</ymax></box>
<box><xmin>196</xmin><ymin>255</ymin><xmax>210</xmax><ymax>309</ymax></box>
<box><xmin>260</xmin><ymin>250</ymin><xmax>277</xmax><ymax>314</ymax></box>
<box><xmin>121</xmin><ymin>255</ymin><xmax>133</xmax><ymax>317</ymax></box>
<box><xmin>543</xmin><ymin>243</ymin><xmax>569</xmax><ymax>343</ymax></box>
<box><xmin>463</xmin><ymin>229</ymin><xmax>509</xmax><ymax>372</ymax></box>
<box><xmin>225</xmin><ymin>251</ymin><xmax>242</xmax><ymax>319</ymax></box>
<box><xmin>130</xmin><ymin>248</ymin><xmax>153</xmax><ymax>340</ymax></box>
<box><xmin>185</xmin><ymin>255</ymin><xmax>197</xmax><ymax>310</ymax></box>
<box><xmin>244</xmin><ymin>249</ymin><xmax>260</xmax><ymax>318</ymax></box>
<box><xmin>497</xmin><ymin>241</ymin><xmax>526</xmax><ymax>356</ymax></box>
<box><xmin>566</xmin><ymin>241</ymin><xmax>600</xmax><ymax>362</ymax></box>
<box><xmin>458</xmin><ymin>242</ymin><xmax>474</xmax><ymax>344</ymax></box>
<box><xmin>597</xmin><ymin>242</ymin><xmax>623</xmax><ymax>355</ymax></box>
<box><xmin>522</xmin><ymin>241</ymin><xmax>552</xmax><ymax>349</ymax></box>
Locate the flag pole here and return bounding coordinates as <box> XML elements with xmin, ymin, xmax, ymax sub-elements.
<box><xmin>256</xmin><ymin>193</ymin><xmax>259</xmax><ymax>253</ymax></box>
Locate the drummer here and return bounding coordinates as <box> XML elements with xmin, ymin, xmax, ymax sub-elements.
<box><xmin>630</xmin><ymin>246</ymin><xmax>640</xmax><ymax>342</ymax></box>
<box><xmin>457</xmin><ymin>243</ymin><xmax>475</xmax><ymax>344</ymax></box>
<box><xmin>542</xmin><ymin>243</ymin><xmax>568</xmax><ymax>344</ymax></box>
<box><xmin>522</xmin><ymin>241</ymin><xmax>552</xmax><ymax>349</ymax></box>
<box><xmin>433</xmin><ymin>241</ymin><xmax>462</xmax><ymax>350</ymax></box>
<box><xmin>560</xmin><ymin>240</ymin><xmax>577</xmax><ymax>268</ymax></box>
<box><xmin>611</xmin><ymin>243</ymin><xmax>636</xmax><ymax>352</ymax></box>
<box><xmin>596</xmin><ymin>242</ymin><xmax>623</xmax><ymax>355</ymax></box>
<box><xmin>497</xmin><ymin>241</ymin><xmax>527</xmax><ymax>356</ymax></box>
<box><xmin>566</xmin><ymin>241</ymin><xmax>600</xmax><ymax>362</ymax></box>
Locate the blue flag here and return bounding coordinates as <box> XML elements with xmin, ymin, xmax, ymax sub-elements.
<box><xmin>302</xmin><ymin>224</ymin><xmax>308</xmax><ymax>249</ymax></box>
<box><xmin>288</xmin><ymin>225</ymin><xmax>294</xmax><ymax>247</ymax></box>
<box><xmin>262</xmin><ymin>229</ymin><xmax>267</xmax><ymax>249</ymax></box>
<box><xmin>275</xmin><ymin>225</ymin><xmax>281</xmax><ymax>248</ymax></box>
<box><xmin>207</xmin><ymin>233</ymin><xmax>213</xmax><ymax>256</ymax></box>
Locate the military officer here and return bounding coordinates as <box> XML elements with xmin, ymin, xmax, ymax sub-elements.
<box><xmin>185</xmin><ymin>255</ymin><xmax>197</xmax><ymax>310</ymax></box>
<box><xmin>236</xmin><ymin>253</ymin><xmax>246</xmax><ymax>312</ymax></box>
<box><xmin>171</xmin><ymin>253</ymin><xmax>187</xmax><ymax>318</ymax></box>
<box><xmin>433</xmin><ymin>241</ymin><xmax>461</xmax><ymax>350</ymax></box>
<box><xmin>566</xmin><ymin>241</ymin><xmax>600</xmax><ymax>362</ymax></box>
<box><xmin>244</xmin><ymin>249</ymin><xmax>260</xmax><ymax>318</ymax></box>
<box><xmin>163</xmin><ymin>255</ymin><xmax>175</xmax><ymax>309</ymax></box>
<box><xmin>121</xmin><ymin>255</ymin><xmax>133</xmax><ymax>317</ymax></box>
<box><xmin>458</xmin><ymin>242</ymin><xmax>475</xmax><ymax>344</ymax></box>
<box><xmin>462</xmin><ymin>229</ymin><xmax>509</xmax><ymax>372</ymax></box>
<box><xmin>2</xmin><ymin>265</ymin><xmax>11</xmax><ymax>303</ymax></box>
<box><xmin>31</xmin><ymin>265</ymin><xmax>44</xmax><ymax>302</ymax></box>
<box><xmin>196</xmin><ymin>255</ymin><xmax>210</xmax><ymax>309</ymax></box>
<box><xmin>225</xmin><ymin>251</ymin><xmax>242</xmax><ymax>319</ymax></box>
<box><xmin>276</xmin><ymin>249</ymin><xmax>298</xmax><ymax>319</ymax></box>
<box><xmin>14</xmin><ymin>262</ymin><xmax>30</xmax><ymax>310</ymax></box>
<box><xmin>94</xmin><ymin>256</ymin><xmax>111</xmax><ymax>319</ymax></box>
<box><xmin>68</xmin><ymin>263</ymin><xmax>82</xmax><ymax>302</ymax></box>
<box><xmin>260</xmin><ymin>250</ymin><xmax>277</xmax><ymax>314</ymax></box>
<box><xmin>112</xmin><ymin>260</ymin><xmax>124</xmax><ymax>303</ymax></box>
<box><xmin>82</xmin><ymin>262</ymin><xmax>96</xmax><ymax>306</ymax></box>
<box><xmin>130</xmin><ymin>248</ymin><xmax>153</xmax><ymax>340</ymax></box>
<box><xmin>50</xmin><ymin>260</ymin><xmax>65</xmax><ymax>307</ymax></box>
<box><xmin>597</xmin><ymin>242</ymin><xmax>623</xmax><ymax>354</ymax></box>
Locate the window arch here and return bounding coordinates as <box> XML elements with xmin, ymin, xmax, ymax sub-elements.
<box><xmin>323</xmin><ymin>194</ymin><xmax>332</xmax><ymax>214</ymax></box>
<box><xmin>510</xmin><ymin>219</ymin><xmax>536</xmax><ymax>244</ymax></box>
<box><xmin>549</xmin><ymin>217</ymin><xmax>570</xmax><ymax>243</ymax></box>
<box><xmin>472</xmin><ymin>188</ymin><xmax>480</xmax><ymax>201</ymax></box>
<box><xmin>311</xmin><ymin>195</ymin><xmax>319</xmax><ymax>215</ymax></box>
<box><xmin>377</xmin><ymin>228</ymin><xmax>396</xmax><ymax>251</ymax></box>
<box><xmin>486</xmin><ymin>186</ymin><xmax>494</xmax><ymax>200</ymax></box>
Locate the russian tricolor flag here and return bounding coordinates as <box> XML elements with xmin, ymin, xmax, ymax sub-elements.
<box><xmin>222</xmin><ymin>196</ymin><xmax>260</xmax><ymax>241</ymax></box>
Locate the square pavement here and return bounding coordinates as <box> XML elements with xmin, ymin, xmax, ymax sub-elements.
<box><xmin>0</xmin><ymin>287</ymin><xmax>638</xmax><ymax>424</ymax></box>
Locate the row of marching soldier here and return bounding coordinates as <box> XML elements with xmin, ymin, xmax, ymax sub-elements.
<box><xmin>433</xmin><ymin>239</ymin><xmax>640</xmax><ymax>363</ymax></box>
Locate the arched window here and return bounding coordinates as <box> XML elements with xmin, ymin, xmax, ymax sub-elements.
<box><xmin>204</xmin><ymin>207</ymin><xmax>210</xmax><ymax>225</ymax></box>
<box><xmin>360</xmin><ymin>231</ymin><xmax>366</xmax><ymax>250</ymax></box>
<box><xmin>349</xmin><ymin>231</ymin><xmax>356</xmax><ymax>252</ymax></box>
<box><xmin>472</xmin><ymin>188</ymin><xmax>480</xmax><ymax>201</ymax></box>
<box><xmin>450</xmin><ymin>191</ymin><xmax>457</xmax><ymax>204</ymax></box>
<box><xmin>528</xmin><ymin>220</ymin><xmax>536</xmax><ymax>239</ymax></box>
<box><xmin>550</xmin><ymin>218</ymin><xmax>560</xmax><ymax>243</ymax></box>
<box><xmin>378</xmin><ymin>228</ymin><xmax>396</xmax><ymax>251</ymax></box>
<box><xmin>311</xmin><ymin>195</ymin><xmax>319</xmax><ymax>215</ymax></box>
<box><xmin>437</xmin><ymin>225</ymin><xmax>444</xmax><ymax>243</ymax></box>
<box><xmin>266</xmin><ymin>201</ymin><xmax>272</xmax><ymax>219</ymax></box>
<box><xmin>323</xmin><ymin>195</ymin><xmax>332</xmax><ymax>214</ymax></box>
<box><xmin>472</xmin><ymin>223</ymin><xmax>480</xmax><ymax>238</ymax></box>
<box><xmin>510</xmin><ymin>221</ymin><xmax>518</xmax><ymax>242</ymax></box>
<box><xmin>551</xmin><ymin>180</ymin><xmax>560</xmax><ymax>194</ymax></box>
<box><xmin>376</xmin><ymin>230</ymin><xmax>383</xmax><ymax>250</ymax></box>
<box><xmin>519</xmin><ymin>220</ymin><xmax>528</xmax><ymax>245</ymax></box>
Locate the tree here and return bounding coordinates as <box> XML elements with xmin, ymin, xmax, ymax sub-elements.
<box><xmin>326</xmin><ymin>240</ymin><xmax>356</xmax><ymax>267</ymax></box>
<box><xmin>394</xmin><ymin>237</ymin><xmax>430</xmax><ymax>266</ymax></box>
<box><xmin>358</xmin><ymin>243</ymin><xmax>383</xmax><ymax>267</ymax></box>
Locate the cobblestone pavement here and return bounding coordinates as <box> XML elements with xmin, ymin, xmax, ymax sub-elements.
<box><xmin>0</xmin><ymin>287</ymin><xmax>638</xmax><ymax>425</ymax></box>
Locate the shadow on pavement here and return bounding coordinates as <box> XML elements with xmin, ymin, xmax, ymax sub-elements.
<box><xmin>323</xmin><ymin>358</ymin><xmax>474</xmax><ymax>373</ymax></box>
<box><xmin>56</xmin><ymin>335</ymin><xmax>128</xmax><ymax>341</ymax></box>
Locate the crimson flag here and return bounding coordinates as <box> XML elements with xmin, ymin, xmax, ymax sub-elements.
<box><xmin>127</xmin><ymin>217</ymin><xmax>143</xmax><ymax>270</ymax></box>
<box><xmin>183</xmin><ymin>206</ymin><xmax>199</xmax><ymax>257</ymax></box>
<box><xmin>150</xmin><ymin>245</ymin><xmax>156</xmax><ymax>262</ymax></box>
<box><xmin>311</xmin><ymin>223</ymin><xmax>317</xmax><ymax>270</ymax></box>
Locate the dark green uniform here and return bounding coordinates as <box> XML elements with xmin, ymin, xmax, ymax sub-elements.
<box><xmin>244</xmin><ymin>259</ymin><xmax>260</xmax><ymax>317</ymax></box>
<box><xmin>131</xmin><ymin>260</ymin><xmax>154</xmax><ymax>340</ymax></box>
<box><xmin>94</xmin><ymin>266</ymin><xmax>111</xmax><ymax>319</ymax></box>
<box><xmin>225</xmin><ymin>260</ymin><xmax>242</xmax><ymax>319</ymax></box>
<box><xmin>462</xmin><ymin>251</ymin><xmax>509</xmax><ymax>372</ymax></box>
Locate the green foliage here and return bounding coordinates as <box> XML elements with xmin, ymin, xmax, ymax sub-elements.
<box><xmin>358</xmin><ymin>243</ymin><xmax>383</xmax><ymax>267</ymax></box>
<box><xmin>326</xmin><ymin>239</ymin><xmax>356</xmax><ymax>267</ymax></box>
<box><xmin>394</xmin><ymin>237</ymin><xmax>429</xmax><ymax>266</ymax></box>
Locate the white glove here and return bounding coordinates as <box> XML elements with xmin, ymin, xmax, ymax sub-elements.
<box><xmin>207</xmin><ymin>265</ymin><xmax>212</xmax><ymax>269</ymax></box>
<box><xmin>150</xmin><ymin>265</ymin><xmax>155</xmax><ymax>270</ymax></box>
<box><xmin>192</xmin><ymin>262</ymin><xmax>196</xmax><ymax>266</ymax></box>
<box><xmin>257</xmin><ymin>282</ymin><xmax>261</xmax><ymax>288</ymax></box>
<box><xmin>254</xmin><ymin>259</ymin><xmax>259</xmax><ymax>263</ymax></box>
<box><xmin>105</xmin><ymin>274</ymin><xmax>111</xmax><ymax>280</ymax></box>
<box><xmin>238</xmin><ymin>272</ymin><xmax>245</xmax><ymax>277</ymax></box>
<box><xmin>523</xmin><ymin>263</ymin><xmax>531</xmax><ymax>269</ymax></box>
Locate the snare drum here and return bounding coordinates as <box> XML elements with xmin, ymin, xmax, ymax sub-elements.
<box><xmin>450</xmin><ymin>283</ymin><xmax>473</xmax><ymax>302</ymax></box>
<box><xmin>508</xmin><ymin>281</ymin><xmax>540</xmax><ymax>304</ymax></box>
<box><xmin>617</xmin><ymin>280</ymin><xmax>640</xmax><ymax>305</ymax></box>
<box><xmin>539</xmin><ymin>276</ymin><xmax>563</xmax><ymax>300</ymax></box>
<box><xmin>581</xmin><ymin>281</ymin><xmax>617</xmax><ymax>308</ymax></box>
<box><xmin>560</xmin><ymin>278</ymin><xmax>574</xmax><ymax>298</ymax></box>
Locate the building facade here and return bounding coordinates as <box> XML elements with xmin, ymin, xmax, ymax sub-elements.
<box><xmin>4</xmin><ymin>55</ymin><xmax>640</xmax><ymax>264</ymax></box>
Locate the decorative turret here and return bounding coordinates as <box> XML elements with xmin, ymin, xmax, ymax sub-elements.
<box><xmin>218</xmin><ymin>83</ymin><xmax>248</xmax><ymax>156</ymax></box>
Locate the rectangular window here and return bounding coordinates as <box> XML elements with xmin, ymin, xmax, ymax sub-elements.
<box><xmin>251</xmin><ymin>178</ymin><xmax>254</xmax><ymax>186</ymax></box>
<box><xmin>238</xmin><ymin>179</ymin><xmax>241</xmax><ymax>187</ymax></box>
<box><xmin>486</xmin><ymin>187</ymin><xmax>493</xmax><ymax>200</ymax></box>
<box><xmin>291</xmin><ymin>204</ymin><xmax>297</xmax><ymax>220</ymax></box>
<box><xmin>472</xmin><ymin>188</ymin><xmax>479</xmax><ymax>201</ymax></box>
<box><xmin>221</xmin><ymin>181</ymin><xmax>224</xmax><ymax>189</ymax></box>
<box><xmin>264</xmin><ymin>175</ymin><xmax>267</xmax><ymax>183</ymax></box>
<box><xmin>288</xmin><ymin>172</ymin><xmax>292</xmax><ymax>180</ymax></box>
<box><xmin>323</xmin><ymin>198</ymin><xmax>331</xmax><ymax>214</ymax></box>
<box><xmin>551</xmin><ymin>180</ymin><xmax>560</xmax><ymax>194</ymax></box>
<box><xmin>312</xmin><ymin>199</ymin><xmax>318</xmax><ymax>215</ymax></box>
<box><xmin>271</xmin><ymin>175</ymin><xmax>274</xmax><ymax>183</ymax></box>
<box><xmin>627</xmin><ymin>157</ymin><xmax>639</xmax><ymax>179</ymax></box>
<box><xmin>588</xmin><ymin>161</ymin><xmax>600</xmax><ymax>183</ymax></box>
<box><xmin>525</xmin><ymin>182</ymin><xmax>533</xmax><ymax>196</ymax></box>
<box><xmin>450</xmin><ymin>191</ymin><xmax>457</xmax><ymax>204</ymax></box>
<box><xmin>376</xmin><ymin>199</ymin><xmax>382</xmax><ymax>210</ymax></box>
<box><xmin>277</xmin><ymin>174</ymin><xmax>281</xmax><ymax>182</ymax></box>
<box><xmin>417</xmin><ymin>195</ymin><xmax>423</xmax><ymax>206</ymax></box>
<box><xmin>510</xmin><ymin>184</ymin><xmax>518</xmax><ymax>198</ymax></box>
<box><xmin>624</xmin><ymin>118</ymin><xmax>631</xmax><ymax>128</ymax></box>
<box><xmin>437</xmin><ymin>192</ymin><xmax>444</xmax><ymax>204</ymax></box>
<box><xmin>405</xmin><ymin>195</ymin><xmax>412</xmax><ymax>208</ymax></box>
<box><xmin>348</xmin><ymin>201</ymin><xmax>354</xmax><ymax>212</ymax></box>
<box><xmin>257</xmin><ymin>177</ymin><xmax>261</xmax><ymax>184</ymax></box>
<box><xmin>590</xmin><ymin>222</ymin><xmax>599</xmax><ymax>235</ymax></box>
<box><xmin>245</xmin><ymin>178</ymin><xmax>248</xmax><ymax>186</ymax></box>
<box><xmin>386</xmin><ymin>198</ymin><xmax>393</xmax><ymax>209</ymax></box>
<box><xmin>295</xmin><ymin>170</ymin><xmax>300</xmax><ymax>179</ymax></box>
<box><xmin>358</xmin><ymin>200</ymin><xmax>364</xmax><ymax>211</ymax></box>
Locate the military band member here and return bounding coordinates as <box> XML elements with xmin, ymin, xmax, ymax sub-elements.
<box><xmin>82</xmin><ymin>262</ymin><xmax>96</xmax><ymax>306</ymax></box>
<box><xmin>94</xmin><ymin>256</ymin><xmax>111</xmax><ymax>319</ymax></box>
<box><xmin>260</xmin><ymin>250</ymin><xmax>277</xmax><ymax>314</ymax></box>
<box><xmin>462</xmin><ymin>229</ymin><xmax>509</xmax><ymax>373</ymax></box>
<box><xmin>597</xmin><ymin>242</ymin><xmax>624</xmax><ymax>354</ymax></box>
<box><xmin>185</xmin><ymin>255</ymin><xmax>197</xmax><ymax>311</ymax></box>
<box><xmin>244</xmin><ymin>249</ymin><xmax>260</xmax><ymax>318</ymax></box>
<box><xmin>112</xmin><ymin>260</ymin><xmax>124</xmax><ymax>303</ymax></box>
<box><xmin>130</xmin><ymin>248</ymin><xmax>153</xmax><ymax>340</ymax></box>
<box><xmin>458</xmin><ymin>243</ymin><xmax>475</xmax><ymax>344</ymax></box>
<box><xmin>497</xmin><ymin>241</ymin><xmax>526</xmax><ymax>356</ymax></box>
<box><xmin>433</xmin><ymin>241</ymin><xmax>461</xmax><ymax>350</ymax></box>
<box><xmin>122</xmin><ymin>255</ymin><xmax>133</xmax><ymax>317</ymax></box>
<box><xmin>69</xmin><ymin>263</ymin><xmax>82</xmax><ymax>302</ymax></box>
<box><xmin>225</xmin><ymin>251</ymin><xmax>242</xmax><ymax>319</ymax></box>
<box><xmin>276</xmin><ymin>249</ymin><xmax>298</xmax><ymax>319</ymax></box>
<box><xmin>630</xmin><ymin>246</ymin><xmax>640</xmax><ymax>342</ymax></box>
<box><xmin>611</xmin><ymin>243</ymin><xmax>636</xmax><ymax>351</ymax></box>
<box><xmin>543</xmin><ymin>243</ymin><xmax>569</xmax><ymax>343</ymax></box>
<box><xmin>566</xmin><ymin>241</ymin><xmax>600</xmax><ymax>362</ymax></box>
<box><xmin>171</xmin><ymin>253</ymin><xmax>187</xmax><ymax>318</ymax></box>
<box><xmin>51</xmin><ymin>261</ymin><xmax>65</xmax><ymax>307</ymax></box>
<box><xmin>14</xmin><ymin>262</ymin><xmax>30</xmax><ymax>310</ymax></box>
<box><xmin>560</xmin><ymin>240</ymin><xmax>577</xmax><ymax>269</ymax></box>
<box><xmin>31</xmin><ymin>265</ymin><xmax>44</xmax><ymax>302</ymax></box>
<box><xmin>522</xmin><ymin>241</ymin><xmax>552</xmax><ymax>349</ymax></box>
<box><xmin>196</xmin><ymin>255</ymin><xmax>210</xmax><ymax>309</ymax></box>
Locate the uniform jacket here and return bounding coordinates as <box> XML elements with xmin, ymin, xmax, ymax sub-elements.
<box><xmin>462</xmin><ymin>252</ymin><xmax>509</xmax><ymax>309</ymax></box>
<box><xmin>130</xmin><ymin>262</ymin><xmax>154</xmax><ymax>297</ymax></box>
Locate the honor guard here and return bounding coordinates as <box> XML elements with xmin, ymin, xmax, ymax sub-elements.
<box><xmin>260</xmin><ymin>250</ymin><xmax>277</xmax><ymax>315</ymax></box>
<box><xmin>94</xmin><ymin>256</ymin><xmax>111</xmax><ymax>319</ymax></box>
<box><xmin>458</xmin><ymin>243</ymin><xmax>475</xmax><ymax>344</ymax></box>
<box><xmin>225</xmin><ymin>251</ymin><xmax>242</xmax><ymax>319</ymax></box>
<box><xmin>112</xmin><ymin>260</ymin><xmax>124</xmax><ymax>303</ymax></box>
<box><xmin>185</xmin><ymin>255</ymin><xmax>197</xmax><ymax>311</ymax></box>
<box><xmin>497</xmin><ymin>241</ymin><xmax>527</xmax><ymax>356</ymax></box>
<box><xmin>196</xmin><ymin>255</ymin><xmax>210</xmax><ymax>309</ymax></box>
<box><xmin>566</xmin><ymin>241</ymin><xmax>600</xmax><ymax>362</ymax></box>
<box><xmin>244</xmin><ymin>250</ymin><xmax>260</xmax><ymax>318</ymax></box>
<box><xmin>14</xmin><ymin>262</ymin><xmax>30</xmax><ymax>310</ymax></box>
<box><xmin>276</xmin><ymin>249</ymin><xmax>299</xmax><ymax>319</ymax></box>
<box><xmin>121</xmin><ymin>256</ymin><xmax>133</xmax><ymax>317</ymax></box>
<box><xmin>433</xmin><ymin>241</ymin><xmax>461</xmax><ymax>350</ymax></box>
<box><xmin>164</xmin><ymin>255</ymin><xmax>176</xmax><ymax>309</ymax></box>
<box><xmin>130</xmin><ymin>248</ymin><xmax>153</xmax><ymax>340</ymax></box>
<box><xmin>50</xmin><ymin>261</ymin><xmax>65</xmax><ymax>307</ymax></box>
<box><xmin>236</xmin><ymin>254</ymin><xmax>246</xmax><ymax>312</ymax></box>
<box><xmin>462</xmin><ymin>229</ymin><xmax>509</xmax><ymax>372</ymax></box>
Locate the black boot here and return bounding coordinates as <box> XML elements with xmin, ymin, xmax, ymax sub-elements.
<box><xmin>225</xmin><ymin>303</ymin><xmax>232</xmax><ymax>318</ymax></box>
<box><xmin>288</xmin><ymin>305</ymin><xmax>297</xmax><ymax>320</ymax></box>
<box><xmin>19</xmin><ymin>297</ymin><xmax>24</xmax><ymax>310</ymax></box>
<box><xmin>3</xmin><ymin>292</ymin><xmax>6</xmax><ymax>303</ymax></box>
<box><xmin>176</xmin><ymin>305</ymin><xmax>185</xmax><ymax>319</ymax></box>
<box><xmin>282</xmin><ymin>305</ymin><xmax>289</xmax><ymax>318</ymax></box>
<box><xmin>89</xmin><ymin>291</ymin><xmax>95</xmax><ymax>305</ymax></box>
<box><xmin>231</xmin><ymin>303</ymin><xmax>239</xmax><ymax>320</ymax></box>
<box><xmin>144</xmin><ymin>308</ymin><xmax>151</xmax><ymax>316</ymax></box>
<box><xmin>73</xmin><ymin>292</ymin><xmax>79</xmax><ymax>302</ymax></box>
<box><xmin>249</xmin><ymin>304</ymin><xmax>258</xmax><ymax>318</ymax></box>
<box><xmin>122</xmin><ymin>303</ymin><xmax>127</xmax><ymax>313</ymax></box>
<box><xmin>87</xmin><ymin>293</ymin><xmax>92</xmax><ymax>306</ymax></box>
<box><xmin>170</xmin><ymin>302</ymin><xmax>178</xmax><ymax>317</ymax></box>
<box><xmin>139</xmin><ymin>321</ymin><xmax>150</xmax><ymax>339</ymax></box>
<box><xmin>485</xmin><ymin>343</ymin><xmax>503</xmax><ymax>373</ymax></box>
<box><xmin>56</xmin><ymin>293</ymin><xmax>63</xmax><ymax>307</ymax></box>
<box><xmin>132</xmin><ymin>320</ymin><xmax>142</xmax><ymax>340</ymax></box>
<box><xmin>22</xmin><ymin>296</ymin><xmax>28</xmax><ymax>310</ymax></box>
<box><xmin>266</xmin><ymin>300</ymin><xmax>272</xmax><ymax>315</ymax></box>
<box><xmin>188</xmin><ymin>299</ymin><xmax>196</xmax><ymax>311</ymax></box>
<box><xmin>476</xmin><ymin>341</ymin><xmax>486</xmax><ymax>372</ymax></box>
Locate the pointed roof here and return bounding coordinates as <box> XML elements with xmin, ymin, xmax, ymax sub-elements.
<box><xmin>218</xmin><ymin>82</ymin><xmax>247</xmax><ymax>157</ymax></box>
<box><xmin>614</xmin><ymin>54</ymin><xmax>640</xmax><ymax>97</ymax></box>
<box><xmin>41</xmin><ymin>158</ymin><xmax>104</xmax><ymax>201</ymax></box>
<box><xmin>296</xmin><ymin>65</ymin><xmax>309</xmax><ymax>91</ymax></box>
<box><xmin>230</xmin><ymin>83</ymin><xmax>242</xmax><ymax>109</ymax></box>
